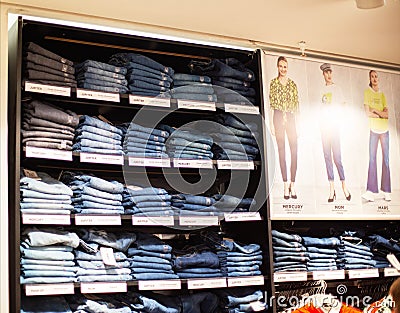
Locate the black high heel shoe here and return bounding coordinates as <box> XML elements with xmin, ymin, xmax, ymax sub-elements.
<box><xmin>328</xmin><ymin>191</ymin><xmax>336</xmax><ymax>203</ymax></box>
<box><xmin>344</xmin><ymin>190</ymin><xmax>351</xmax><ymax>201</ymax></box>
<box><xmin>284</xmin><ymin>186</ymin><xmax>290</xmax><ymax>200</ymax></box>
<box><xmin>289</xmin><ymin>186</ymin><xmax>297</xmax><ymax>199</ymax></box>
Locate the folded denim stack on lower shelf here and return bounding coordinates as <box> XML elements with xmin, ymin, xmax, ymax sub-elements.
<box><xmin>74</xmin><ymin>229</ymin><xmax>134</xmax><ymax>282</ymax></box>
<box><xmin>109</xmin><ymin>53</ymin><xmax>174</xmax><ymax>97</ymax></box>
<box><xmin>75</xmin><ymin>59</ymin><xmax>128</xmax><ymax>93</ymax></box>
<box><xmin>302</xmin><ymin>236</ymin><xmax>339</xmax><ymax>271</ymax></box>
<box><xmin>215</xmin><ymin>289</ymin><xmax>267</xmax><ymax>313</ymax></box>
<box><xmin>123</xmin><ymin>186</ymin><xmax>174</xmax><ymax>216</ymax></box>
<box><xmin>211</xmin><ymin>113</ymin><xmax>259</xmax><ymax>161</ymax></box>
<box><xmin>173</xmin><ymin>245</ymin><xmax>222</xmax><ymax>279</ymax></box>
<box><xmin>20</xmin><ymin>171</ymin><xmax>74</xmax><ymax>215</ymax></box>
<box><xmin>22</xmin><ymin>99</ymin><xmax>79</xmax><ymax>151</ymax></box>
<box><xmin>213</xmin><ymin>194</ymin><xmax>256</xmax><ymax>214</ymax></box>
<box><xmin>188</xmin><ymin>58</ymin><xmax>256</xmax><ymax>104</ymax></box>
<box><xmin>128</xmin><ymin>232</ymin><xmax>179</xmax><ymax>280</ymax></box>
<box><xmin>367</xmin><ymin>234</ymin><xmax>400</xmax><ymax>268</ymax></box>
<box><xmin>171</xmin><ymin>73</ymin><xmax>217</xmax><ymax>102</ymax></box>
<box><xmin>61</xmin><ymin>172</ymin><xmax>124</xmax><ymax>215</ymax></box>
<box><xmin>121</xmin><ymin>121</ymin><xmax>170</xmax><ymax>158</ymax></box>
<box><xmin>160</xmin><ymin>124</ymin><xmax>214</xmax><ymax>160</ymax></box>
<box><xmin>73</xmin><ymin>115</ymin><xmax>124</xmax><ymax>155</ymax></box>
<box><xmin>336</xmin><ymin>239</ymin><xmax>376</xmax><ymax>270</ymax></box>
<box><xmin>171</xmin><ymin>194</ymin><xmax>217</xmax><ymax>216</ymax></box>
<box><xmin>23</xmin><ymin>42</ymin><xmax>77</xmax><ymax>87</ymax></box>
<box><xmin>20</xmin><ymin>228</ymin><xmax>80</xmax><ymax>284</ymax></box>
<box><xmin>272</xmin><ymin>230</ymin><xmax>308</xmax><ymax>272</ymax></box>
<box><xmin>21</xmin><ymin>295</ymin><xmax>73</xmax><ymax>313</ymax></box>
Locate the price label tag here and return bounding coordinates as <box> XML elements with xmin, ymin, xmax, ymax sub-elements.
<box><xmin>274</xmin><ymin>272</ymin><xmax>308</xmax><ymax>282</ymax></box>
<box><xmin>312</xmin><ymin>270</ymin><xmax>345</xmax><ymax>280</ymax></box>
<box><xmin>80</xmin><ymin>153</ymin><xmax>124</xmax><ymax>165</ymax></box>
<box><xmin>387</xmin><ymin>254</ymin><xmax>400</xmax><ymax>270</ymax></box>
<box><xmin>227</xmin><ymin>276</ymin><xmax>264</xmax><ymax>287</ymax></box>
<box><xmin>132</xmin><ymin>216</ymin><xmax>174</xmax><ymax>226</ymax></box>
<box><xmin>177</xmin><ymin>99</ymin><xmax>216</xmax><ymax>111</ymax></box>
<box><xmin>76</xmin><ymin>88</ymin><xmax>120</xmax><ymax>102</ymax></box>
<box><xmin>80</xmin><ymin>281</ymin><xmax>127</xmax><ymax>294</ymax></box>
<box><xmin>22</xmin><ymin>214</ymin><xmax>71</xmax><ymax>225</ymax></box>
<box><xmin>100</xmin><ymin>247</ymin><xmax>117</xmax><ymax>266</ymax></box>
<box><xmin>25</xmin><ymin>82</ymin><xmax>71</xmax><ymax>97</ymax></box>
<box><xmin>384</xmin><ymin>268</ymin><xmax>400</xmax><ymax>277</ymax></box>
<box><xmin>75</xmin><ymin>215</ymin><xmax>121</xmax><ymax>225</ymax></box>
<box><xmin>25</xmin><ymin>283</ymin><xmax>74</xmax><ymax>296</ymax></box>
<box><xmin>348</xmin><ymin>268</ymin><xmax>379</xmax><ymax>279</ymax></box>
<box><xmin>129</xmin><ymin>157</ymin><xmax>170</xmax><ymax>167</ymax></box>
<box><xmin>224</xmin><ymin>212</ymin><xmax>261</xmax><ymax>222</ymax></box>
<box><xmin>138</xmin><ymin>279</ymin><xmax>181</xmax><ymax>290</ymax></box>
<box><xmin>129</xmin><ymin>95</ymin><xmax>171</xmax><ymax>107</ymax></box>
<box><xmin>179</xmin><ymin>216</ymin><xmax>219</xmax><ymax>226</ymax></box>
<box><xmin>224</xmin><ymin>103</ymin><xmax>260</xmax><ymax>114</ymax></box>
<box><xmin>217</xmin><ymin>160</ymin><xmax>254</xmax><ymax>170</ymax></box>
<box><xmin>187</xmin><ymin>278</ymin><xmax>227</xmax><ymax>289</ymax></box>
<box><xmin>26</xmin><ymin>147</ymin><xmax>72</xmax><ymax>161</ymax></box>
<box><xmin>173</xmin><ymin>159</ymin><xmax>213</xmax><ymax>169</ymax></box>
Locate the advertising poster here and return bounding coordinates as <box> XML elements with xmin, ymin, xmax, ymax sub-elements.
<box><xmin>262</xmin><ymin>53</ymin><xmax>400</xmax><ymax>219</ymax></box>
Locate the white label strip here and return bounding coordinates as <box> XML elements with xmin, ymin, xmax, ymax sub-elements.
<box><xmin>274</xmin><ymin>272</ymin><xmax>308</xmax><ymax>282</ymax></box>
<box><xmin>173</xmin><ymin>159</ymin><xmax>213</xmax><ymax>169</ymax></box>
<box><xmin>138</xmin><ymin>279</ymin><xmax>181</xmax><ymax>290</ymax></box>
<box><xmin>76</xmin><ymin>88</ymin><xmax>120</xmax><ymax>102</ymax></box>
<box><xmin>217</xmin><ymin>160</ymin><xmax>254</xmax><ymax>170</ymax></box>
<box><xmin>312</xmin><ymin>270</ymin><xmax>345</xmax><ymax>281</ymax></box>
<box><xmin>177</xmin><ymin>100</ymin><xmax>216</xmax><ymax>111</ymax></box>
<box><xmin>227</xmin><ymin>276</ymin><xmax>264</xmax><ymax>287</ymax></box>
<box><xmin>179</xmin><ymin>216</ymin><xmax>219</xmax><ymax>226</ymax></box>
<box><xmin>22</xmin><ymin>214</ymin><xmax>71</xmax><ymax>225</ymax></box>
<box><xmin>25</xmin><ymin>283</ymin><xmax>74</xmax><ymax>296</ymax></box>
<box><xmin>129</xmin><ymin>157</ymin><xmax>170</xmax><ymax>167</ymax></box>
<box><xmin>80</xmin><ymin>153</ymin><xmax>124</xmax><ymax>165</ymax></box>
<box><xmin>187</xmin><ymin>278</ymin><xmax>227</xmax><ymax>289</ymax></box>
<box><xmin>384</xmin><ymin>268</ymin><xmax>400</xmax><ymax>277</ymax></box>
<box><xmin>224</xmin><ymin>103</ymin><xmax>260</xmax><ymax>114</ymax></box>
<box><xmin>224</xmin><ymin>212</ymin><xmax>261</xmax><ymax>222</ymax></box>
<box><xmin>387</xmin><ymin>254</ymin><xmax>400</xmax><ymax>270</ymax></box>
<box><xmin>25</xmin><ymin>82</ymin><xmax>71</xmax><ymax>97</ymax></box>
<box><xmin>132</xmin><ymin>216</ymin><xmax>174</xmax><ymax>226</ymax></box>
<box><xmin>129</xmin><ymin>95</ymin><xmax>171</xmax><ymax>107</ymax></box>
<box><xmin>80</xmin><ymin>281</ymin><xmax>127</xmax><ymax>294</ymax></box>
<box><xmin>26</xmin><ymin>147</ymin><xmax>73</xmax><ymax>161</ymax></box>
<box><xmin>75</xmin><ymin>215</ymin><xmax>121</xmax><ymax>225</ymax></box>
<box><xmin>348</xmin><ymin>268</ymin><xmax>379</xmax><ymax>279</ymax></box>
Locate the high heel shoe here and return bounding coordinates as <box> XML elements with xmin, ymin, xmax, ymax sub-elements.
<box><xmin>284</xmin><ymin>185</ymin><xmax>290</xmax><ymax>200</ymax></box>
<box><xmin>289</xmin><ymin>187</ymin><xmax>297</xmax><ymax>199</ymax></box>
<box><xmin>328</xmin><ymin>191</ymin><xmax>336</xmax><ymax>203</ymax></box>
<box><xmin>344</xmin><ymin>190</ymin><xmax>351</xmax><ymax>201</ymax></box>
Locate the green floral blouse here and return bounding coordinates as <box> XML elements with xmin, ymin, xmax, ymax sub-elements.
<box><xmin>269</xmin><ymin>77</ymin><xmax>299</xmax><ymax>113</ymax></box>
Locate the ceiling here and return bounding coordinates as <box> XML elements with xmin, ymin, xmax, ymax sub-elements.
<box><xmin>4</xmin><ymin>0</ymin><xmax>400</xmax><ymax>65</ymax></box>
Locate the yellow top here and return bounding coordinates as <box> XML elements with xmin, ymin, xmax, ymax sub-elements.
<box><xmin>364</xmin><ymin>87</ymin><xmax>388</xmax><ymax>132</ymax></box>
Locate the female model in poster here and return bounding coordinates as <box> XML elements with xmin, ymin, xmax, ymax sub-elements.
<box><xmin>269</xmin><ymin>56</ymin><xmax>299</xmax><ymax>200</ymax></box>
<box><xmin>362</xmin><ymin>70</ymin><xmax>391</xmax><ymax>202</ymax></box>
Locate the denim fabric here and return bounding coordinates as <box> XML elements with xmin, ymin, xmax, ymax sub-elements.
<box><xmin>23</xmin><ymin>116</ymin><xmax>76</xmax><ymax>132</ymax></box>
<box><xmin>22</xmin><ymin>130</ymin><xmax>74</xmax><ymax>141</ymax></box>
<box><xmin>167</xmin><ymin>138</ymin><xmax>210</xmax><ymax>150</ymax></box>
<box><xmin>172</xmin><ymin>194</ymin><xmax>215</xmax><ymax>206</ymax></box>
<box><xmin>308</xmin><ymin>260</ymin><xmax>337</xmax><ymax>266</ymax></box>
<box><xmin>177</xmin><ymin>267</ymin><xmax>221</xmax><ymax>274</ymax></box>
<box><xmin>79</xmin><ymin>115</ymin><xmax>123</xmax><ymax>135</ymax></box>
<box><xmin>72</xmin><ymin>194</ymin><xmax>121</xmax><ymax>206</ymax></box>
<box><xmin>213</xmin><ymin>80</ymin><xmax>255</xmax><ymax>93</ymax></box>
<box><xmin>337</xmin><ymin>251</ymin><xmax>372</xmax><ymax>259</ymax></box>
<box><xmin>337</xmin><ymin>258</ymin><xmax>376</xmax><ymax>266</ymax></box>
<box><xmin>177</xmin><ymin>272</ymin><xmax>222</xmax><ymax>278</ymax></box>
<box><xmin>216</xmin><ymin>114</ymin><xmax>258</xmax><ymax>132</ymax></box>
<box><xmin>77</xmin><ymin>77</ymin><xmax>128</xmax><ymax>89</ymax></box>
<box><xmin>217</xmin><ymin>93</ymin><xmax>253</xmax><ymax>105</ymax></box>
<box><xmin>75</xmin><ymin>60</ymin><xmax>127</xmax><ymax>74</ymax></box>
<box><xmin>306</xmin><ymin>247</ymin><xmax>337</xmax><ymax>255</ymax></box>
<box><xmin>77</xmin><ymin>208</ymin><xmax>124</xmax><ymax>214</ymax></box>
<box><xmin>71</xmin><ymin>186</ymin><xmax>122</xmax><ymax>201</ymax></box>
<box><xmin>181</xmin><ymin>292</ymin><xmax>219</xmax><ymax>313</ymax></box>
<box><xmin>274</xmin><ymin>265</ymin><xmax>307</xmax><ymax>272</ymax></box>
<box><xmin>125</xmin><ymin>186</ymin><xmax>168</xmax><ymax>196</ymax></box>
<box><xmin>129</xmin><ymin>80</ymin><xmax>169</xmax><ymax>92</ymax></box>
<box><xmin>340</xmin><ymin>240</ymin><xmax>372</xmax><ymax>252</ymax></box>
<box><xmin>74</xmin><ymin>201</ymin><xmax>124</xmax><ymax>211</ymax></box>
<box><xmin>20</xmin><ymin>259</ymin><xmax>75</xmax><ymax>266</ymax></box>
<box><xmin>127</xmin><ymin>75</ymin><xmax>171</xmax><ymax>87</ymax></box>
<box><xmin>20</xmin><ymin>173</ymin><xmax>73</xmax><ymax>196</ymax></box>
<box><xmin>302</xmin><ymin>236</ymin><xmax>341</xmax><ymax>247</ymax></box>
<box><xmin>127</xmin><ymin>67</ymin><xmax>173</xmax><ymax>82</ymax></box>
<box><xmin>307</xmin><ymin>252</ymin><xmax>337</xmax><ymax>259</ymax></box>
<box><xmin>77</xmin><ymin>71</ymin><xmax>127</xmax><ymax>85</ymax></box>
<box><xmin>22</xmin><ymin>270</ymin><xmax>76</xmax><ymax>278</ymax></box>
<box><xmin>20</xmin><ymin>209</ymin><xmax>71</xmax><ymax>215</ymax></box>
<box><xmin>76</xmin><ymin>268</ymin><xmax>131</xmax><ymax>276</ymax></box>
<box><xmin>125</xmin><ymin>292</ymin><xmax>179</xmax><ymax>313</ymax></box>
<box><xmin>20</xmin><ymin>276</ymin><xmax>77</xmax><ymax>284</ymax></box>
<box><xmin>109</xmin><ymin>53</ymin><xmax>174</xmax><ymax>75</ymax></box>
<box><xmin>173</xmin><ymin>73</ymin><xmax>212</xmax><ymax>83</ymax></box>
<box><xmin>25</xmin><ymin>52</ymin><xmax>75</xmax><ymax>74</ymax></box>
<box><xmin>21</xmin><ymin>189</ymin><xmax>71</xmax><ymax>201</ymax></box>
<box><xmin>134</xmin><ymin>232</ymin><xmax>172</xmax><ymax>253</ymax></box>
<box><xmin>272</xmin><ymin>238</ymin><xmax>304</xmax><ymax>249</ymax></box>
<box><xmin>129</xmin><ymin>261</ymin><xmax>173</xmax><ymax>272</ymax></box>
<box><xmin>136</xmin><ymin>201</ymin><xmax>170</xmax><ymax>208</ymax></box>
<box><xmin>66</xmin><ymin>174</ymin><xmax>124</xmax><ymax>194</ymax></box>
<box><xmin>77</xmin><ymin>260</ymin><xmax>130</xmax><ymax>270</ymax></box>
<box><xmin>127</xmin><ymin>248</ymin><xmax>171</xmax><ymax>260</ymax></box>
<box><xmin>74</xmin><ymin>250</ymin><xmax>127</xmax><ymax>261</ymax></box>
<box><xmin>217</xmin><ymin>125</ymin><xmax>257</xmax><ymax>139</ymax></box>
<box><xmin>171</xmin><ymin>84</ymin><xmax>214</xmax><ymax>94</ymax></box>
<box><xmin>217</xmin><ymin>142</ymin><xmax>258</xmax><ymax>155</ymax></box>
<box><xmin>307</xmin><ymin>266</ymin><xmax>338</xmax><ymax>271</ymax></box>
<box><xmin>73</xmin><ymin>299</ymin><xmax>131</xmax><ymax>313</ymax></box>
<box><xmin>25</xmin><ymin>42</ymin><xmax>74</xmax><ymax>66</ymax></box>
<box><xmin>24</xmin><ymin>139</ymin><xmax>72</xmax><ymax>150</ymax></box>
<box><xmin>130</xmin><ymin>194</ymin><xmax>171</xmax><ymax>204</ymax></box>
<box><xmin>76</xmin><ymin>66</ymin><xmax>126</xmax><ymax>80</ymax></box>
<box><xmin>129</xmin><ymin>255</ymin><xmax>171</xmax><ymax>265</ymax></box>
<box><xmin>22</xmin><ymin>197</ymin><xmax>71</xmax><ymax>205</ymax></box>
<box><xmin>273</xmin><ymin>250</ymin><xmax>308</xmax><ymax>258</ymax></box>
<box><xmin>126</xmin><ymin>123</ymin><xmax>169</xmax><ymax>138</ymax></box>
<box><xmin>125</xmin><ymin>138</ymin><xmax>166</xmax><ymax>148</ymax></box>
<box><xmin>274</xmin><ymin>255</ymin><xmax>309</xmax><ymax>263</ymax></box>
<box><xmin>213</xmin><ymin>195</ymin><xmax>254</xmax><ymax>210</ymax></box>
<box><xmin>80</xmin><ymin>229</ymin><xmax>136</xmax><ymax>252</ymax></box>
<box><xmin>161</xmin><ymin>125</ymin><xmax>213</xmax><ymax>145</ymax></box>
<box><xmin>76</xmin><ymin>125</ymin><xmax>122</xmax><ymax>140</ymax></box>
<box><xmin>24</xmin><ymin>125</ymin><xmax>75</xmax><ymax>135</ymax></box>
<box><xmin>173</xmin><ymin>251</ymin><xmax>219</xmax><ymax>270</ymax></box>
<box><xmin>21</xmin><ymin>247</ymin><xmax>75</xmax><ymax>261</ymax></box>
<box><xmin>126</xmin><ymin>131</ymin><xmax>166</xmax><ymax>143</ymax></box>
<box><xmin>273</xmin><ymin>246</ymin><xmax>307</xmax><ymax>253</ymax></box>
<box><xmin>321</xmin><ymin>125</ymin><xmax>345</xmax><ymax>181</ymax></box>
<box><xmin>76</xmin><ymin>133</ymin><xmax>121</xmax><ymax>146</ymax></box>
<box><xmin>22</xmin><ymin>228</ymin><xmax>80</xmax><ymax>248</ymax></box>
<box><xmin>216</xmin><ymin>76</ymin><xmax>251</xmax><ymax>86</ymax></box>
<box><xmin>77</xmin><ymin>274</ymin><xmax>132</xmax><ymax>282</ymax></box>
<box><xmin>128</xmin><ymin>87</ymin><xmax>167</xmax><ymax>97</ymax></box>
<box><xmin>368</xmin><ymin>234</ymin><xmax>400</xmax><ymax>255</ymax></box>
<box><xmin>21</xmin><ymin>295</ymin><xmax>72</xmax><ymax>313</ymax></box>
<box><xmin>227</xmin><ymin>271</ymin><xmax>261</xmax><ymax>277</ymax></box>
<box><xmin>338</xmin><ymin>246</ymin><xmax>373</xmax><ymax>257</ymax></box>
<box><xmin>124</xmin><ymin>142</ymin><xmax>166</xmax><ymax>152</ymax></box>
<box><xmin>21</xmin><ymin>243</ymin><xmax>74</xmax><ymax>252</ymax></box>
<box><xmin>73</xmin><ymin>139</ymin><xmax>122</xmax><ymax>151</ymax></box>
<box><xmin>172</xmin><ymin>93</ymin><xmax>217</xmax><ymax>102</ymax></box>
<box><xmin>78</xmin><ymin>81</ymin><xmax>128</xmax><ymax>93</ymax></box>
<box><xmin>25</xmin><ymin>69</ymin><xmax>77</xmax><ymax>83</ymax></box>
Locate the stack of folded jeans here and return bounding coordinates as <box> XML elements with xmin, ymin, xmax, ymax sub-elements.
<box><xmin>22</xmin><ymin>99</ymin><xmax>79</xmax><ymax>151</ymax></box>
<box><xmin>215</xmin><ymin>288</ymin><xmax>267</xmax><ymax>313</ymax></box>
<box><xmin>73</xmin><ymin>115</ymin><xmax>123</xmax><ymax>155</ymax></box>
<box><xmin>123</xmin><ymin>186</ymin><xmax>174</xmax><ymax>216</ymax></box>
<box><xmin>128</xmin><ymin>232</ymin><xmax>179</xmax><ymax>280</ymax></box>
<box><xmin>109</xmin><ymin>53</ymin><xmax>174</xmax><ymax>97</ymax></box>
<box><xmin>211</xmin><ymin>113</ymin><xmax>259</xmax><ymax>161</ymax></box>
<box><xmin>74</xmin><ymin>229</ymin><xmax>135</xmax><ymax>282</ymax></box>
<box><xmin>171</xmin><ymin>193</ymin><xmax>217</xmax><ymax>216</ymax></box>
<box><xmin>23</xmin><ymin>42</ymin><xmax>77</xmax><ymax>87</ymax></box>
<box><xmin>20</xmin><ymin>228</ymin><xmax>79</xmax><ymax>284</ymax></box>
<box><xmin>20</xmin><ymin>171</ymin><xmax>74</xmax><ymax>215</ymax></box>
<box><xmin>367</xmin><ymin>234</ymin><xmax>400</xmax><ymax>265</ymax></box>
<box><xmin>173</xmin><ymin>245</ymin><xmax>222</xmax><ymax>279</ymax></box>
<box><xmin>336</xmin><ymin>239</ymin><xmax>376</xmax><ymax>270</ymax></box>
<box><xmin>188</xmin><ymin>58</ymin><xmax>256</xmax><ymax>104</ymax></box>
<box><xmin>61</xmin><ymin>172</ymin><xmax>124</xmax><ymax>215</ymax></box>
<box><xmin>122</xmin><ymin>122</ymin><xmax>170</xmax><ymax>158</ymax></box>
<box><xmin>66</xmin><ymin>294</ymin><xmax>133</xmax><ymax>313</ymax></box>
<box><xmin>272</xmin><ymin>230</ymin><xmax>308</xmax><ymax>272</ymax></box>
<box><xmin>171</xmin><ymin>73</ymin><xmax>216</xmax><ymax>102</ymax></box>
<box><xmin>213</xmin><ymin>194</ymin><xmax>256</xmax><ymax>214</ymax></box>
<box><xmin>302</xmin><ymin>236</ymin><xmax>340</xmax><ymax>271</ymax></box>
<box><xmin>21</xmin><ymin>295</ymin><xmax>73</xmax><ymax>313</ymax></box>
<box><xmin>75</xmin><ymin>60</ymin><xmax>128</xmax><ymax>93</ymax></box>
<box><xmin>160</xmin><ymin>124</ymin><xmax>213</xmax><ymax>160</ymax></box>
